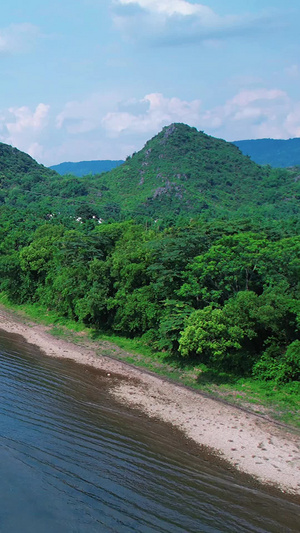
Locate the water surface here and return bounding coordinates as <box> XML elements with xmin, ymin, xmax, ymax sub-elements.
<box><xmin>0</xmin><ymin>329</ymin><xmax>299</xmax><ymax>532</ymax></box>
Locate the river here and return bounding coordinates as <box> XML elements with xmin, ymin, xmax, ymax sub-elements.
<box><xmin>0</xmin><ymin>329</ymin><xmax>299</xmax><ymax>532</ymax></box>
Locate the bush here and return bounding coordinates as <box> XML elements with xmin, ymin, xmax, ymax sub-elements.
<box><xmin>253</xmin><ymin>340</ymin><xmax>300</xmax><ymax>383</ymax></box>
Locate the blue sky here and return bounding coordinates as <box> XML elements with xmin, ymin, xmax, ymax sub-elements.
<box><xmin>0</xmin><ymin>0</ymin><xmax>300</xmax><ymax>165</ymax></box>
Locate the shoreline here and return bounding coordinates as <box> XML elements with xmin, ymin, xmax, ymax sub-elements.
<box><xmin>0</xmin><ymin>308</ymin><xmax>299</xmax><ymax>497</ymax></box>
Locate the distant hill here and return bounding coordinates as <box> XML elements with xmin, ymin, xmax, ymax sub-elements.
<box><xmin>50</xmin><ymin>160</ymin><xmax>124</xmax><ymax>176</ymax></box>
<box><xmin>232</xmin><ymin>138</ymin><xmax>300</xmax><ymax>168</ymax></box>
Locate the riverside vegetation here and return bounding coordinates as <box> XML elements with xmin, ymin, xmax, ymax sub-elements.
<box><xmin>0</xmin><ymin>124</ymin><xmax>299</xmax><ymax>425</ymax></box>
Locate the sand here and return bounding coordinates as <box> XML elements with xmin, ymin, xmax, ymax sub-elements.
<box><xmin>0</xmin><ymin>308</ymin><xmax>299</xmax><ymax>496</ymax></box>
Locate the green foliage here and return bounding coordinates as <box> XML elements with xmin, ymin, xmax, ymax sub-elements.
<box><xmin>253</xmin><ymin>341</ymin><xmax>300</xmax><ymax>383</ymax></box>
<box><xmin>0</xmin><ymin>126</ymin><xmax>299</xmax><ymax>396</ymax></box>
<box><xmin>179</xmin><ymin>286</ymin><xmax>298</xmax><ymax>373</ymax></box>
<box><xmin>179</xmin><ymin>293</ymin><xmax>258</xmax><ymax>370</ymax></box>
<box><xmin>155</xmin><ymin>300</ymin><xmax>193</xmax><ymax>352</ymax></box>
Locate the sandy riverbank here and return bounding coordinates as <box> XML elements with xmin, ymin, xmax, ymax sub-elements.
<box><xmin>0</xmin><ymin>308</ymin><xmax>299</xmax><ymax>496</ymax></box>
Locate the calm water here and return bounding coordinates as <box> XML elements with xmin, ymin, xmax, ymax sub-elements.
<box><xmin>0</xmin><ymin>330</ymin><xmax>299</xmax><ymax>533</ymax></box>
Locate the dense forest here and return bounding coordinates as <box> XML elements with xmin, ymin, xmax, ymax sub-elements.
<box><xmin>0</xmin><ymin>124</ymin><xmax>299</xmax><ymax>387</ymax></box>
<box><xmin>233</xmin><ymin>137</ymin><xmax>300</xmax><ymax>168</ymax></box>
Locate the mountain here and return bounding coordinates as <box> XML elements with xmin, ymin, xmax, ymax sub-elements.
<box><xmin>50</xmin><ymin>160</ymin><xmax>124</xmax><ymax>177</ymax></box>
<box><xmin>0</xmin><ymin>125</ymin><xmax>299</xmax><ymax>221</ymax></box>
<box><xmin>0</xmin><ymin>142</ymin><xmax>58</xmax><ymax>205</ymax></box>
<box><xmin>232</xmin><ymin>138</ymin><xmax>300</xmax><ymax>168</ymax></box>
<box><xmin>0</xmin><ymin>142</ymin><xmax>52</xmax><ymax>176</ymax></box>
<box><xmin>49</xmin><ymin>138</ymin><xmax>300</xmax><ymax>176</ymax></box>
<box><xmin>95</xmin><ymin>123</ymin><xmax>299</xmax><ymax>219</ymax></box>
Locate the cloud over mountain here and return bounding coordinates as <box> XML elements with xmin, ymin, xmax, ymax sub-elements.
<box><xmin>0</xmin><ymin>103</ymin><xmax>50</xmax><ymax>161</ymax></box>
<box><xmin>1</xmin><ymin>87</ymin><xmax>300</xmax><ymax>165</ymax></box>
<box><xmin>102</xmin><ymin>93</ymin><xmax>202</xmax><ymax>135</ymax></box>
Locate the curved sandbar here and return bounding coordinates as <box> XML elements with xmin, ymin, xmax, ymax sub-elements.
<box><xmin>0</xmin><ymin>308</ymin><xmax>299</xmax><ymax>496</ymax></box>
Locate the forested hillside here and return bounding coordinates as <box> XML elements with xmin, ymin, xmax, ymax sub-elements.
<box><xmin>0</xmin><ymin>125</ymin><xmax>299</xmax><ymax>392</ymax></box>
<box><xmin>96</xmin><ymin>124</ymin><xmax>299</xmax><ymax>220</ymax></box>
<box><xmin>233</xmin><ymin>138</ymin><xmax>300</xmax><ymax>167</ymax></box>
<box><xmin>1</xmin><ymin>124</ymin><xmax>299</xmax><ymax>221</ymax></box>
<box><xmin>50</xmin><ymin>159</ymin><xmax>124</xmax><ymax>177</ymax></box>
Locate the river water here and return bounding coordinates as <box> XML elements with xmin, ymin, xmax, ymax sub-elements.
<box><xmin>0</xmin><ymin>329</ymin><xmax>299</xmax><ymax>532</ymax></box>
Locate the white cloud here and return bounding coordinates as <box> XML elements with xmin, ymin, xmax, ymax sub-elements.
<box><xmin>101</xmin><ymin>88</ymin><xmax>299</xmax><ymax>143</ymax></box>
<box><xmin>116</xmin><ymin>0</ymin><xmax>213</xmax><ymax>18</ymax></box>
<box><xmin>25</xmin><ymin>142</ymin><xmax>46</xmax><ymax>161</ymax></box>
<box><xmin>102</xmin><ymin>92</ymin><xmax>202</xmax><ymax>135</ymax></box>
<box><xmin>0</xmin><ymin>23</ymin><xmax>40</xmax><ymax>55</ymax></box>
<box><xmin>284</xmin><ymin>103</ymin><xmax>300</xmax><ymax>137</ymax></box>
<box><xmin>0</xmin><ymin>104</ymin><xmax>50</xmax><ymax>160</ymax></box>
<box><xmin>6</xmin><ymin>103</ymin><xmax>50</xmax><ymax>135</ymax></box>
<box><xmin>56</xmin><ymin>91</ymin><xmax>201</xmax><ymax>140</ymax></box>
<box><xmin>201</xmin><ymin>88</ymin><xmax>298</xmax><ymax>140</ymax></box>
<box><xmin>56</xmin><ymin>92</ymin><xmax>120</xmax><ymax>134</ymax></box>
<box><xmin>230</xmin><ymin>89</ymin><xmax>286</xmax><ymax>107</ymax></box>
<box><xmin>2</xmin><ymin>86</ymin><xmax>300</xmax><ymax>166</ymax></box>
<box><xmin>112</xmin><ymin>1</ymin><xmax>279</xmax><ymax>45</ymax></box>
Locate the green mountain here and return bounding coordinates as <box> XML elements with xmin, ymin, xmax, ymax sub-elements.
<box><xmin>0</xmin><ymin>127</ymin><xmax>299</xmax><ymax>391</ymax></box>
<box><xmin>95</xmin><ymin>123</ymin><xmax>299</xmax><ymax>220</ymax></box>
<box><xmin>0</xmin><ymin>124</ymin><xmax>299</xmax><ymax>221</ymax></box>
<box><xmin>50</xmin><ymin>159</ymin><xmax>124</xmax><ymax>177</ymax></box>
<box><xmin>0</xmin><ymin>142</ymin><xmax>58</xmax><ymax>206</ymax></box>
<box><xmin>233</xmin><ymin>138</ymin><xmax>300</xmax><ymax>167</ymax></box>
<box><xmin>0</xmin><ymin>142</ymin><xmax>52</xmax><ymax>176</ymax></box>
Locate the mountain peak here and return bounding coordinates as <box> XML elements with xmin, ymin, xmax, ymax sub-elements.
<box><xmin>99</xmin><ymin>123</ymin><xmax>285</xmax><ymax>218</ymax></box>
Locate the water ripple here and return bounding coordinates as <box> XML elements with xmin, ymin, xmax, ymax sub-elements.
<box><xmin>0</xmin><ymin>330</ymin><xmax>299</xmax><ymax>533</ymax></box>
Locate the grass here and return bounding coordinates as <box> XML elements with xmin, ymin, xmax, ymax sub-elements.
<box><xmin>0</xmin><ymin>292</ymin><xmax>89</xmax><ymax>332</ymax></box>
<box><xmin>0</xmin><ymin>292</ymin><xmax>299</xmax><ymax>430</ymax></box>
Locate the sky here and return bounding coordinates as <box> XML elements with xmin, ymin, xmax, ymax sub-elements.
<box><xmin>0</xmin><ymin>0</ymin><xmax>300</xmax><ymax>165</ymax></box>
